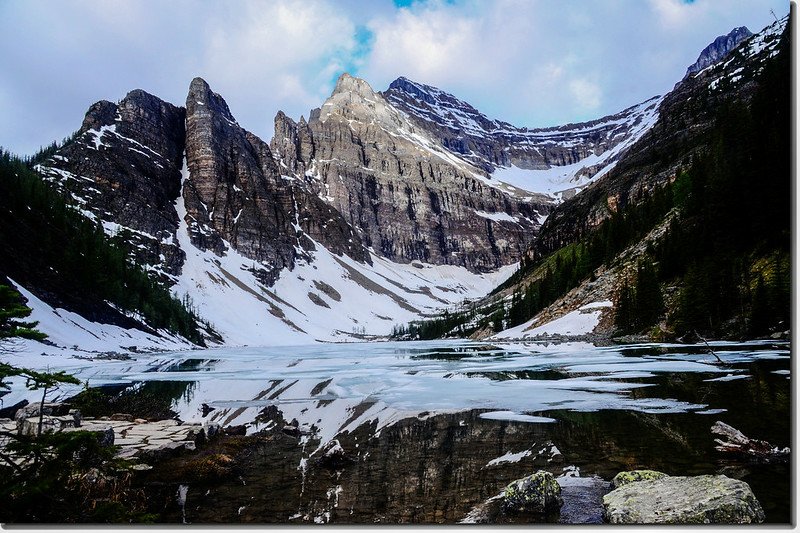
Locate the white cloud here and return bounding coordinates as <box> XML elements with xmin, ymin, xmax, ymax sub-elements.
<box><xmin>0</xmin><ymin>0</ymin><xmax>789</xmax><ymax>156</ymax></box>
<box><xmin>360</xmin><ymin>0</ymin><xmax>786</xmax><ymax>127</ymax></box>
<box><xmin>200</xmin><ymin>0</ymin><xmax>357</xmax><ymax>128</ymax></box>
<box><xmin>569</xmin><ymin>79</ymin><xmax>602</xmax><ymax>111</ymax></box>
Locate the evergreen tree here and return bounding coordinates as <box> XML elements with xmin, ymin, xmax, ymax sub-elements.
<box><xmin>748</xmin><ymin>274</ymin><xmax>770</xmax><ymax>336</ymax></box>
<box><xmin>0</xmin><ymin>285</ymin><xmax>46</xmax><ymax>341</ymax></box>
<box><xmin>633</xmin><ymin>258</ymin><xmax>664</xmax><ymax>329</ymax></box>
<box><xmin>615</xmin><ymin>277</ymin><xmax>635</xmax><ymax>334</ymax></box>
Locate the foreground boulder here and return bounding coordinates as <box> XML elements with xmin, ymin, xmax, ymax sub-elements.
<box><xmin>603</xmin><ymin>474</ymin><xmax>765</xmax><ymax>524</ymax></box>
<box><xmin>503</xmin><ymin>471</ymin><xmax>563</xmax><ymax>514</ymax></box>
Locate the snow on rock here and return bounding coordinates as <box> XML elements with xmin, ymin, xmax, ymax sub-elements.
<box><xmin>489</xmin><ymin>97</ymin><xmax>662</xmax><ymax>199</ymax></box>
<box><xmin>485</xmin><ymin>449</ymin><xmax>533</xmax><ymax>467</ymax></box>
<box><xmin>492</xmin><ymin>301</ymin><xmax>613</xmax><ymax>339</ymax></box>
<box><xmin>172</xmin><ymin>157</ymin><xmax>516</xmax><ymax>346</ymax></box>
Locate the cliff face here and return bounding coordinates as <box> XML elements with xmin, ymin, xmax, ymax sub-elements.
<box><xmin>183</xmin><ymin>78</ymin><xmax>366</xmax><ymax>285</ymax></box>
<box><xmin>685</xmin><ymin>26</ymin><xmax>753</xmax><ymax>76</ymax></box>
<box><xmin>36</xmin><ymin>89</ymin><xmax>187</xmax><ymax>280</ymax></box>
<box><xmin>270</xmin><ymin>74</ymin><xmax>551</xmax><ymax>272</ymax></box>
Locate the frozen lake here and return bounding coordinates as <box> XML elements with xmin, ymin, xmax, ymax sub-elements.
<box><xmin>1</xmin><ymin>338</ymin><xmax>791</xmax><ymax>523</ymax></box>
<box><xmin>4</xmin><ymin>339</ymin><xmax>789</xmax><ymax>445</ymax></box>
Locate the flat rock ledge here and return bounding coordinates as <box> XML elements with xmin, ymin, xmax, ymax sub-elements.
<box><xmin>602</xmin><ymin>474</ymin><xmax>765</xmax><ymax>524</ymax></box>
<box><xmin>1</xmin><ymin>410</ymin><xmax>218</xmax><ymax>466</ymax></box>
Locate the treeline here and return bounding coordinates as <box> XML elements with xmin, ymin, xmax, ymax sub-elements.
<box><xmin>391</xmin><ymin>177</ymin><xmax>677</xmax><ymax>340</ymax></box>
<box><xmin>505</xmin><ymin>182</ymin><xmax>675</xmax><ymax>330</ymax></box>
<box><xmin>0</xmin><ymin>150</ymin><xmax>206</xmax><ymax>345</ymax></box>
<box><xmin>23</xmin><ymin>130</ymin><xmax>80</xmax><ymax>167</ymax></box>
<box><xmin>391</xmin><ymin>307</ymin><xmax>479</xmax><ymax>340</ymax></box>
<box><xmin>614</xmin><ymin>258</ymin><xmax>664</xmax><ymax>334</ymax></box>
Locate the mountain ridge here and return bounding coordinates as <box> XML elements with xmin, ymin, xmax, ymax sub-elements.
<box><xmin>10</xmin><ymin>17</ymin><xmax>785</xmax><ymax>347</ymax></box>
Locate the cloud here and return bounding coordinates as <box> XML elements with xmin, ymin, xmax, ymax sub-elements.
<box><xmin>359</xmin><ymin>0</ymin><xmax>787</xmax><ymax>127</ymax></box>
<box><xmin>200</xmin><ymin>0</ymin><xmax>357</xmax><ymax>125</ymax></box>
<box><xmin>0</xmin><ymin>0</ymin><xmax>789</xmax><ymax>156</ymax></box>
<box><xmin>569</xmin><ymin>79</ymin><xmax>603</xmax><ymax>111</ymax></box>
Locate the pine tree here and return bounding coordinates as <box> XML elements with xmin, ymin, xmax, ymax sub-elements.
<box><xmin>634</xmin><ymin>258</ymin><xmax>664</xmax><ymax>330</ymax></box>
<box><xmin>0</xmin><ymin>284</ymin><xmax>47</xmax><ymax>341</ymax></box>
<box><xmin>749</xmin><ymin>274</ymin><xmax>770</xmax><ymax>336</ymax></box>
<box><xmin>615</xmin><ymin>277</ymin><xmax>635</xmax><ymax>334</ymax></box>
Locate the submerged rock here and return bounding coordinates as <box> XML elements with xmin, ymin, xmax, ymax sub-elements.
<box><xmin>602</xmin><ymin>474</ymin><xmax>765</xmax><ymax>524</ymax></box>
<box><xmin>503</xmin><ymin>471</ymin><xmax>563</xmax><ymax>514</ymax></box>
<box><xmin>611</xmin><ymin>469</ymin><xmax>668</xmax><ymax>488</ymax></box>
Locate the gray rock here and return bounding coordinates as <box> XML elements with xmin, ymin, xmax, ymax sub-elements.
<box><xmin>68</xmin><ymin>409</ymin><xmax>82</xmax><ymax>427</ymax></box>
<box><xmin>503</xmin><ymin>470</ymin><xmax>563</xmax><ymax>514</ymax></box>
<box><xmin>611</xmin><ymin>469</ymin><xmax>669</xmax><ymax>488</ymax></box>
<box><xmin>62</xmin><ymin>424</ymin><xmax>115</xmax><ymax>447</ymax></box>
<box><xmin>36</xmin><ymin>89</ymin><xmax>187</xmax><ymax>282</ymax></box>
<box><xmin>18</xmin><ymin>416</ymin><xmax>61</xmax><ymax>436</ymax></box>
<box><xmin>686</xmin><ymin>27</ymin><xmax>753</xmax><ymax>76</ymax></box>
<box><xmin>14</xmin><ymin>402</ymin><xmax>62</xmax><ymax>421</ymax></box>
<box><xmin>272</xmin><ymin>73</ymin><xmax>551</xmax><ymax>272</ymax></box>
<box><xmin>602</xmin><ymin>474</ymin><xmax>765</xmax><ymax>524</ymax></box>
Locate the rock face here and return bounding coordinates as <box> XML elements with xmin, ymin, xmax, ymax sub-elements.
<box><xmin>602</xmin><ymin>475</ymin><xmax>765</xmax><ymax>524</ymax></box>
<box><xmin>686</xmin><ymin>26</ymin><xmax>753</xmax><ymax>76</ymax></box>
<box><xmin>502</xmin><ymin>470</ymin><xmax>563</xmax><ymax>514</ymax></box>
<box><xmin>36</xmin><ymin>89</ymin><xmax>187</xmax><ymax>280</ymax></box>
<box><xmin>271</xmin><ymin>73</ymin><xmax>551</xmax><ymax>272</ymax></box>
<box><xmin>557</xmin><ymin>475</ymin><xmax>612</xmax><ymax>524</ymax></box>
<box><xmin>183</xmin><ymin>77</ymin><xmax>366</xmax><ymax>285</ymax></box>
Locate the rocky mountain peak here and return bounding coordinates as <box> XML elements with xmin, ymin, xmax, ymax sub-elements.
<box><xmin>187</xmin><ymin>76</ymin><xmax>236</xmax><ymax>123</ymax></box>
<box><xmin>80</xmin><ymin>100</ymin><xmax>117</xmax><ymax>132</ymax></box>
<box><xmin>319</xmin><ymin>73</ymin><xmax>405</xmax><ymax>132</ymax></box>
<box><xmin>686</xmin><ymin>26</ymin><xmax>753</xmax><ymax>76</ymax></box>
<box><xmin>386</xmin><ymin>76</ymin><xmax>490</xmax><ymax>128</ymax></box>
<box><xmin>332</xmin><ymin>72</ymin><xmax>375</xmax><ymax>98</ymax></box>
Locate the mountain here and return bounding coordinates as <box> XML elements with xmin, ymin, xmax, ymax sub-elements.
<box><xmin>685</xmin><ymin>26</ymin><xmax>753</xmax><ymax>77</ymax></box>
<box><xmin>270</xmin><ymin>73</ymin><xmax>548</xmax><ymax>272</ymax></box>
<box><xmin>13</xmin><ymin>17</ymin><xmax>785</xmax><ymax>348</ymax></box>
<box><xmin>384</xmin><ymin>77</ymin><xmax>661</xmax><ymax>199</ymax></box>
<box><xmin>23</xmin><ymin>59</ymin><xmax>666</xmax><ymax>346</ymax></box>
<box><xmin>411</xmin><ymin>16</ymin><xmax>790</xmax><ymax>342</ymax></box>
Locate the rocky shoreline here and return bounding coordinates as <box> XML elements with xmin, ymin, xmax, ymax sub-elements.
<box><xmin>0</xmin><ymin>398</ymin><xmax>782</xmax><ymax>525</ymax></box>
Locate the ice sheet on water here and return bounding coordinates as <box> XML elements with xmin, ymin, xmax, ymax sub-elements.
<box><xmin>479</xmin><ymin>411</ymin><xmax>556</xmax><ymax>423</ymax></box>
<box><xmin>2</xmin><ymin>339</ymin><xmax>787</xmax><ymax>447</ymax></box>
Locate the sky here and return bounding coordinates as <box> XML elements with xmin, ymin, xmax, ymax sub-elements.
<box><xmin>0</xmin><ymin>0</ymin><xmax>790</xmax><ymax>156</ymax></box>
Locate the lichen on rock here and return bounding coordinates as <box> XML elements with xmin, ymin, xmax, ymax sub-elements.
<box><xmin>611</xmin><ymin>469</ymin><xmax>669</xmax><ymax>488</ymax></box>
<box><xmin>602</xmin><ymin>474</ymin><xmax>765</xmax><ymax>524</ymax></box>
<box><xmin>503</xmin><ymin>470</ymin><xmax>563</xmax><ymax>514</ymax></box>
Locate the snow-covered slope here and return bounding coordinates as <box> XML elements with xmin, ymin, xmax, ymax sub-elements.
<box><xmin>492</xmin><ymin>301</ymin><xmax>612</xmax><ymax>340</ymax></box>
<box><xmin>1</xmin><ymin>279</ymin><xmax>193</xmax><ymax>381</ymax></box>
<box><xmin>171</xmin><ymin>158</ymin><xmax>515</xmax><ymax>346</ymax></box>
<box><xmin>385</xmin><ymin>77</ymin><xmax>663</xmax><ymax>199</ymax></box>
<box><xmin>488</xmin><ymin>97</ymin><xmax>662</xmax><ymax>200</ymax></box>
